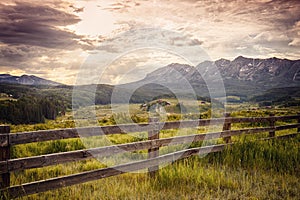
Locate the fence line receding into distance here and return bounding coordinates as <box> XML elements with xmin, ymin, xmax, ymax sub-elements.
<box><xmin>0</xmin><ymin>113</ymin><xmax>299</xmax><ymax>199</ymax></box>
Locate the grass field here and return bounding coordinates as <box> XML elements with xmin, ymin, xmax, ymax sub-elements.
<box><xmin>3</xmin><ymin>103</ymin><xmax>300</xmax><ymax>199</ymax></box>
<box><xmin>9</xmin><ymin>136</ymin><xmax>300</xmax><ymax>200</ymax></box>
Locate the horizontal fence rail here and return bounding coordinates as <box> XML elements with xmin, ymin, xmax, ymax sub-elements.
<box><xmin>1</xmin><ymin>124</ymin><xmax>300</xmax><ymax>174</ymax></box>
<box><xmin>0</xmin><ymin>113</ymin><xmax>299</xmax><ymax>199</ymax></box>
<box><xmin>1</xmin><ymin>115</ymin><xmax>299</xmax><ymax>147</ymax></box>
<box><xmin>7</xmin><ymin>144</ymin><xmax>228</xmax><ymax>199</ymax></box>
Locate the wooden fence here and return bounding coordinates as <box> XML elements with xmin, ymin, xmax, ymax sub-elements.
<box><xmin>0</xmin><ymin>113</ymin><xmax>300</xmax><ymax>199</ymax></box>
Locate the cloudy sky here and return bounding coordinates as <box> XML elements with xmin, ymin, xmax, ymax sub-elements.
<box><xmin>0</xmin><ymin>0</ymin><xmax>299</xmax><ymax>85</ymax></box>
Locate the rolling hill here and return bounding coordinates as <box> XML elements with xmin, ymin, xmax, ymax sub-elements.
<box><xmin>0</xmin><ymin>74</ymin><xmax>62</xmax><ymax>86</ymax></box>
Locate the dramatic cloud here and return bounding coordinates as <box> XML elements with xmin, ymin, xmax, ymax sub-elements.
<box><xmin>0</xmin><ymin>0</ymin><xmax>299</xmax><ymax>84</ymax></box>
<box><xmin>0</xmin><ymin>1</ymin><xmax>93</xmax><ymax>84</ymax></box>
<box><xmin>0</xmin><ymin>2</ymin><xmax>89</xmax><ymax>49</ymax></box>
<box><xmin>106</xmin><ymin>0</ymin><xmax>300</xmax><ymax>60</ymax></box>
<box><xmin>99</xmin><ymin>50</ymin><xmax>189</xmax><ymax>85</ymax></box>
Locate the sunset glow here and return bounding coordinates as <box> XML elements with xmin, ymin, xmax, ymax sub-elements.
<box><xmin>0</xmin><ymin>0</ymin><xmax>299</xmax><ymax>84</ymax></box>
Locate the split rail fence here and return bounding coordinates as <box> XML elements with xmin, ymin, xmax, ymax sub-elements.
<box><xmin>0</xmin><ymin>113</ymin><xmax>300</xmax><ymax>198</ymax></box>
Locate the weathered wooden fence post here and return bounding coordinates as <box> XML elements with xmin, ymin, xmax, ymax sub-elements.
<box><xmin>297</xmin><ymin>113</ymin><xmax>300</xmax><ymax>133</ymax></box>
<box><xmin>148</xmin><ymin>117</ymin><xmax>159</xmax><ymax>178</ymax></box>
<box><xmin>222</xmin><ymin>113</ymin><xmax>232</xmax><ymax>143</ymax></box>
<box><xmin>0</xmin><ymin>125</ymin><xmax>10</xmax><ymax>195</ymax></box>
<box><xmin>269</xmin><ymin>113</ymin><xmax>275</xmax><ymax>137</ymax></box>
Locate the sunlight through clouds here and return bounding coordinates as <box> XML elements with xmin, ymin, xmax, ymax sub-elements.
<box><xmin>0</xmin><ymin>0</ymin><xmax>299</xmax><ymax>84</ymax></box>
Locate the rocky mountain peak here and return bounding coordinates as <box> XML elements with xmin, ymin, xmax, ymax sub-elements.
<box><xmin>121</xmin><ymin>56</ymin><xmax>300</xmax><ymax>97</ymax></box>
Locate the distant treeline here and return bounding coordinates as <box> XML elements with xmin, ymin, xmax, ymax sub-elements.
<box><xmin>250</xmin><ymin>87</ymin><xmax>300</xmax><ymax>107</ymax></box>
<box><xmin>0</xmin><ymin>83</ymin><xmax>226</xmax><ymax>124</ymax></box>
<box><xmin>0</xmin><ymin>96</ymin><xmax>67</xmax><ymax>124</ymax></box>
<box><xmin>1</xmin><ymin>83</ymin><xmax>298</xmax><ymax>125</ymax></box>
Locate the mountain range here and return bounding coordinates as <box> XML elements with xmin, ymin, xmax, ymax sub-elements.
<box><xmin>0</xmin><ymin>74</ymin><xmax>61</xmax><ymax>86</ymax></box>
<box><xmin>120</xmin><ymin>56</ymin><xmax>300</xmax><ymax>98</ymax></box>
<box><xmin>1</xmin><ymin>56</ymin><xmax>300</xmax><ymax>101</ymax></box>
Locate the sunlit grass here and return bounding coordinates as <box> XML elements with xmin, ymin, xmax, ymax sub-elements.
<box><xmin>10</xmin><ymin>135</ymin><xmax>300</xmax><ymax>200</ymax></box>
<box><xmin>5</xmin><ymin>105</ymin><xmax>300</xmax><ymax>199</ymax></box>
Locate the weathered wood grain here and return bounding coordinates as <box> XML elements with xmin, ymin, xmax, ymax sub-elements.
<box><xmin>261</xmin><ymin>133</ymin><xmax>298</xmax><ymax>141</ymax></box>
<box><xmin>297</xmin><ymin>113</ymin><xmax>300</xmax><ymax>133</ymax></box>
<box><xmin>0</xmin><ymin>126</ymin><xmax>10</xmax><ymax>192</ymax></box>
<box><xmin>222</xmin><ymin>113</ymin><xmax>232</xmax><ymax>143</ymax></box>
<box><xmin>275</xmin><ymin>123</ymin><xmax>300</xmax><ymax>131</ymax></box>
<box><xmin>269</xmin><ymin>114</ymin><xmax>276</xmax><ymax>137</ymax></box>
<box><xmin>7</xmin><ymin>123</ymin><xmax>151</xmax><ymax>146</ymax></box>
<box><xmin>148</xmin><ymin>118</ymin><xmax>160</xmax><ymax>177</ymax></box>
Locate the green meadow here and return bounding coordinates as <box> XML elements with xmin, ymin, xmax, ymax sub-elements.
<box><xmin>3</xmin><ymin>103</ymin><xmax>300</xmax><ymax>199</ymax></box>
